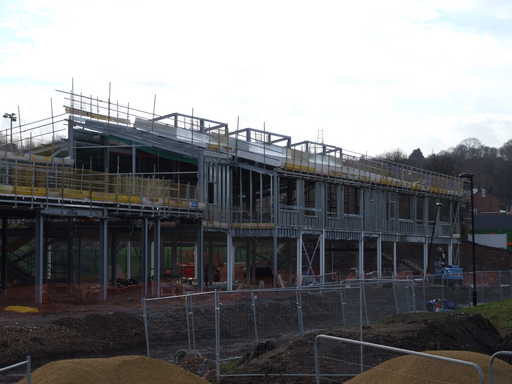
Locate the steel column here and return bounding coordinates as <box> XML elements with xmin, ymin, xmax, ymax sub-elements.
<box><xmin>1</xmin><ymin>217</ymin><xmax>7</xmax><ymax>292</ymax></box>
<box><xmin>393</xmin><ymin>241</ymin><xmax>397</xmax><ymax>278</ymax></box>
<box><xmin>196</xmin><ymin>225</ymin><xmax>204</xmax><ymax>290</ymax></box>
<box><xmin>272</xmin><ymin>228</ymin><xmax>278</xmax><ymax>287</ymax></box>
<box><xmin>35</xmin><ymin>214</ymin><xmax>44</xmax><ymax>305</ymax></box>
<box><xmin>448</xmin><ymin>239</ymin><xmax>453</xmax><ymax>265</ymax></box>
<box><xmin>296</xmin><ymin>231</ymin><xmax>303</xmax><ymax>286</ymax></box>
<box><xmin>358</xmin><ymin>234</ymin><xmax>364</xmax><ymax>279</ymax></box>
<box><xmin>143</xmin><ymin>218</ymin><xmax>149</xmax><ymax>297</ymax></box>
<box><xmin>377</xmin><ymin>235</ymin><xmax>382</xmax><ymax>279</ymax></box>
<box><xmin>99</xmin><ymin>219</ymin><xmax>108</xmax><ymax>301</ymax></box>
<box><xmin>423</xmin><ymin>238</ymin><xmax>428</xmax><ymax>278</ymax></box>
<box><xmin>127</xmin><ymin>240</ymin><xmax>132</xmax><ymax>280</ymax></box>
<box><xmin>227</xmin><ymin>231</ymin><xmax>234</xmax><ymax>290</ymax></box>
<box><xmin>154</xmin><ymin>218</ymin><xmax>161</xmax><ymax>297</ymax></box>
<box><xmin>320</xmin><ymin>230</ymin><xmax>325</xmax><ymax>284</ymax></box>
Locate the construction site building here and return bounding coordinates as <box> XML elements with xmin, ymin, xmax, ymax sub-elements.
<box><xmin>0</xmin><ymin>90</ymin><xmax>465</xmax><ymax>304</ymax></box>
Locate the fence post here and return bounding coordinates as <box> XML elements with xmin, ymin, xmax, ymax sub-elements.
<box><xmin>142</xmin><ymin>298</ymin><xmax>150</xmax><ymax>357</ymax></box>
<box><xmin>214</xmin><ymin>290</ymin><xmax>221</xmax><ymax>382</ymax></box>
<box><xmin>392</xmin><ymin>280</ymin><xmax>399</xmax><ymax>314</ymax></box>
<box><xmin>339</xmin><ymin>285</ymin><xmax>346</xmax><ymax>326</ymax></box>
<box><xmin>26</xmin><ymin>355</ymin><xmax>31</xmax><ymax>384</ymax></box>
<box><xmin>410</xmin><ymin>281</ymin><xmax>416</xmax><ymax>313</ymax></box>
<box><xmin>362</xmin><ymin>282</ymin><xmax>369</xmax><ymax>325</ymax></box>
<box><xmin>296</xmin><ymin>288</ymin><xmax>304</xmax><ymax>336</ymax></box>
<box><xmin>251</xmin><ymin>291</ymin><xmax>259</xmax><ymax>343</ymax></box>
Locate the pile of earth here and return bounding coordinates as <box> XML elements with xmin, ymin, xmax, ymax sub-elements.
<box><xmin>346</xmin><ymin>350</ymin><xmax>512</xmax><ymax>384</ymax></box>
<box><xmin>221</xmin><ymin>312</ymin><xmax>504</xmax><ymax>384</ymax></box>
<box><xmin>16</xmin><ymin>355</ymin><xmax>208</xmax><ymax>384</ymax></box>
<box><xmin>0</xmin><ymin>312</ymin><xmax>145</xmax><ymax>367</ymax></box>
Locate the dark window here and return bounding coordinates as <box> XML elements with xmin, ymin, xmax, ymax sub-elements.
<box><xmin>208</xmin><ymin>182</ymin><xmax>214</xmax><ymax>204</ymax></box>
<box><xmin>398</xmin><ymin>194</ymin><xmax>412</xmax><ymax>219</ymax></box>
<box><xmin>279</xmin><ymin>177</ymin><xmax>296</xmax><ymax>206</ymax></box>
<box><xmin>416</xmin><ymin>197</ymin><xmax>424</xmax><ymax>222</ymax></box>
<box><xmin>440</xmin><ymin>199</ymin><xmax>450</xmax><ymax>222</ymax></box>
<box><xmin>327</xmin><ymin>184</ymin><xmax>337</xmax><ymax>216</ymax></box>
<box><xmin>344</xmin><ymin>186</ymin><xmax>360</xmax><ymax>215</ymax></box>
<box><xmin>304</xmin><ymin>181</ymin><xmax>316</xmax><ymax>209</ymax></box>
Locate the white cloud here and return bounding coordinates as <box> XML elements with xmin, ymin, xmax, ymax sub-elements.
<box><xmin>1</xmin><ymin>0</ymin><xmax>512</xmax><ymax>155</ymax></box>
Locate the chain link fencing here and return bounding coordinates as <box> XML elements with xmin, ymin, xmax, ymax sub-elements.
<box><xmin>143</xmin><ymin>270</ymin><xmax>512</xmax><ymax>381</ymax></box>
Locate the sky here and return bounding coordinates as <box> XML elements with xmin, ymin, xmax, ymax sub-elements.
<box><xmin>1</xmin><ymin>0</ymin><xmax>512</xmax><ymax>156</ymax></box>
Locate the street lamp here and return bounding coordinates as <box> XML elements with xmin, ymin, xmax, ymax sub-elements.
<box><xmin>429</xmin><ymin>201</ymin><xmax>443</xmax><ymax>274</ymax></box>
<box><xmin>459</xmin><ymin>172</ymin><xmax>477</xmax><ymax>306</ymax></box>
<box><xmin>2</xmin><ymin>112</ymin><xmax>17</xmax><ymax>146</ymax></box>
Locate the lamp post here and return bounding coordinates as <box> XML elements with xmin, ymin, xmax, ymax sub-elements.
<box><xmin>2</xmin><ymin>112</ymin><xmax>17</xmax><ymax>146</ymax></box>
<box><xmin>459</xmin><ymin>173</ymin><xmax>477</xmax><ymax>306</ymax></box>
<box><xmin>428</xmin><ymin>201</ymin><xmax>442</xmax><ymax>274</ymax></box>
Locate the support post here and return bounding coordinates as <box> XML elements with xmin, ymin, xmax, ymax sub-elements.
<box><xmin>423</xmin><ymin>238</ymin><xmax>428</xmax><ymax>278</ymax></box>
<box><xmin>196</xmin><ymin>225</ymin><xmax>204</xmax><ymax>290</ymax></box>
<box><xmin>320</xmin><ymin>230</ymin><xmax>325</xmax><ymax>284</ymax></box>
<box><xmin>272</xmin><ymin>228</ymin><xmax>278</xmax><ymax>287</ymax></box>
<box><xmin>296</xmin><ymin>231</ymin><xmax>303</xmax><ymax>287</ymax></box>
<box><xmin>127</xmin><ymin>240</ymin><xmax>132</xmax><ymax>280</ymax></box>
<box><xmin>154</xmin><ymin>218</ymin><xmax>161</xmax><ymax>297</ymax></box>
<box><xmin>143</xmin><ymin>218</ymin><xmax>149</xmax><ymax>297</ymax></box>
<box><xmin>448</xmin><ymin>239</ymin><xmax>453</xmax><ymax>265</ymax></box>
<box><xmin>377</xmin><ymin>235</ymin><xmax>382</xmax><ymax>279</ymax></box>
<box><xmin>1</xmin><ymin>217</ymin><xmax>7</xmax><ymax>292</ymax></box>
<box><xmin>67</xmin><ymin>218</ymin><xmax>74</xmax><ymax>285</ymax></box>
<box><xmin>393</xmin><ymin>241</ymin><xmax>397</xmax><ymax>278</ymax></box>
<box><xmin>35</xmin><ymin>214</ymin><xmax>44</xmax><ymax>305</ymax></box>
<box><xmin>99</xmin><ymin>219</ymin><xmax>108</xmax><ymax>301</ymax></box>
<box><xmin>227</xmin><ymin>231</ymin><xmax>234</xmax><ymax>290</ymax></box>
<box><xmin>358</xmin><ymin>234</ymin><xmax>365</xmax><ymax>280</ymax></box>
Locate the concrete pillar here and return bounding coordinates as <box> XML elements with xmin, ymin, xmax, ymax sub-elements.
<box><xmin>377</xmin><ymin>235</ymin><xmax>382</xmax><ymax>279</ymax></box>
<box><xmin>296</xmin><ymin>231</ymin><xmax>303</xmax><ymax>286</ymax></box>
<box><xmin>320</xmin><ymin>230</ymin><xmax>325</xmax><ymax>284</ymax></box>
<box><xmin>99</xmin><ymin>219</ymin><xmax>108</xmax><ymax>301</ymax></box>
<box><xmin>35</xmin><ymin>214</ymin><xmax>44</xmax><ymax>305</ymax></box>
<box><xmin>358</xmin><ymin>234</ymin><xmax>364</xmax><ymax>280</ymax></box>
<box><xmin>154</xmin><ymin>218</ymin><xmax>161</xmax><ymax>297</ymax></box>
<box><xmin>227</xmin><ymin>231</ymin><xmax>234</xmax><ymax>291</ymax></box>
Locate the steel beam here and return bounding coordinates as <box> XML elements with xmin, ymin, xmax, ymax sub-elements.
<box><xmin>99</xmin><ymin>219</ymin><xmax>108</xmax><ymax>301</ymax></box>
<box><xmin>35</xmin><ymin>214</ymin><xmax>44</xmax><ymax>305</ymax></box>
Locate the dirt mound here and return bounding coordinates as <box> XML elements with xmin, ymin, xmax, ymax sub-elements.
<box><xmin>16</xmin><ymin>355</ymin><xmax>209</xmax><ymax>384</ymax></box>
<box><xmin>346</xmin><ymin>350</ymin><xmax>512</xmax><ymax>384</ymax></box>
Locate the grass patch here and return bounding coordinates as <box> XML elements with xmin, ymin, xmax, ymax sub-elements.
<box><xmin>458</xmin><ymin>298</ymin><xmax>512</xmax><ymax>333</ymax></box>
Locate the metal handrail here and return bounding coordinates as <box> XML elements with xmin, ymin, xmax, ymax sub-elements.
<box><xmin>0</xmin><ymin>356</ymin><xmax>32</xmax><ymax>384</ymax></box>
<box><xmin>489</xmin><ymin>351</ymin><xmax>512</xmax><ymax>384</ymax></box>
<box><xmin>313</xmin><ymin>335</ymin><xmax>484</xmax><ymax>384</ymax></box>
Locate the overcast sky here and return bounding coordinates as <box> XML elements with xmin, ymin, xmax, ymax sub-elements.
<box><xmin>1</xmin><ymin>0</ymin><xmax>512</xmax><ymax>156</ymax></box>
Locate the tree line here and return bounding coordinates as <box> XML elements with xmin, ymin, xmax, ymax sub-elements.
<box><xmin>379</xmin><ymin>138</ymin><xmax>512</xmax><ymax>209</ymax></box>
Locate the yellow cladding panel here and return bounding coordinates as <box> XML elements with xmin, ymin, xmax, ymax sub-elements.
<box><xmin>63</xmin><ymin>188</ymin><xmax>89</xmax><ymax>200</ymax></box>
<box><xmin>0</xmin><ymin>185</ymin><xmax>14</xmax><ymax>194</ymax></box>
<box><xmin>92</xmin><ymin>191</ymin><xmax>116</xmax><ymax>202</ymax></box>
